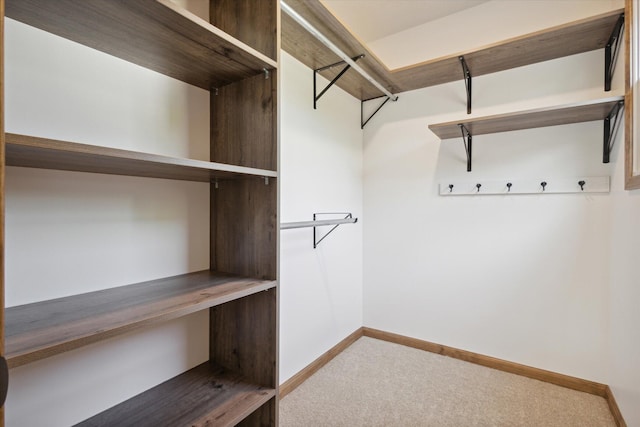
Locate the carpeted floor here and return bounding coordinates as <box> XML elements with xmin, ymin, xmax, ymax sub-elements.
<box><xmin>279</xmin><ymin>337</ymin><xmax>616</xmax><ymax>426</ymax></box>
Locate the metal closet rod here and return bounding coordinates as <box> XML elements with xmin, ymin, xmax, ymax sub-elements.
<box><xmin>280</xmin><ymin>217</ymin><xmax>358</xmax><ymax>230</ymax></box>
<box><xmin>280</xmin><ymin>1</ymin><xmax>398</xmax><ymax>102</ymax></box>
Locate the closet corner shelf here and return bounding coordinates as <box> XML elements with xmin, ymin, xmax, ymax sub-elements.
<box><xmin>6</xmin><ymin>133</ymin><xmax>277</xmax><ymax>181</ymax></box>
<box><xmin>394</xmin><ymin>8</ymin><xmax>625</xmax><ymax>91</ymax></box>
<box><xmin>5</xmin><ymin>270</ymin><xmax>277</xmax><ymax>369</ymax></box>
<box><xmin>5</xmin><ymin>0</ymin><xmax>277</xmax><ymax>90</ymax></box>
<box><xmin>428</xmin><ymin>96</ymin><xmax>624</xmax><ymax>139</ymax></box>
<box><xmin>76</xmin><ymin>363</ymin><xmax>276</xmax><ymax>427</ymax></box>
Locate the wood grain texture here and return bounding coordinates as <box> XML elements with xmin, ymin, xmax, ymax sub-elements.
<box><xmin>279</xmin><ymin>328</ymin><xmax>364</xmax><ymax>398</ymax></box>
<box><xmin>363</xmin><ymin>328</ymin><xmax>609</xmax><ymax>397</ymax></box>
<box><xmin>212</xmin><ymin>72</ymin><xmax>278</xmax><ymax>171</ymax></box>
<box><xmin>210</xmin><ymin>288</ymin><xmax>277</xmax><ymax>389</ymax></box>
<box><xmin>605</xmin><ymin>386</ymin><xmax>628</xmax><ymax>427</ymax></box>
<box><xmin>5</xmin><ymin>271</ymin><xmax>276</xmax><ymax>368</ymax></box>
<box><xmin>282</xmin><ymin>2</ymin><xmax>623</xmax><ymax>100</ymax></box>
<box><xmin>76</xmin><ymin>362</ymin><xmax>275</xmax><ymax>427</ymax></box>
<box><xmin>211</xmin><ymin>178</ymin><xmax>277</xmax><ymax>280</ymax></box>
<box><xmin>429</xmin><ymin>97</ymin><xmax>624</xmax><ymax>139</ymax></box>
<box><xmin>211</xmin><ymin>0</ymin><xmax>278</xmax><ymax>61</ymax></box>
<box><xmin>1</xmin><ymin>0</ymin><xmax>5</xmax><ymax>423</ymax></box>
<box><xmin>236</xmin><ymin>397</ymin><xmax>277</xmax><ymax>427</ymax></box>
<box><xmin>6</xmin><ymin>0</ymin><xmax>276</xmax><ymax>91</ymax></box>
<box><xmin>6</xmin><ymin>133</ymin><xmax>277</xmax><ymax>181</ymax></box>
<box><xmin>624</xmin><ymin>0</ymin><xmax>640</xmax><ymax>189</ymax></box>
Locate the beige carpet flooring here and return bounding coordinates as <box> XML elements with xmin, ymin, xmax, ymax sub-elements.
<box><xmin>279</xmin><ymin>337</ymin><xmax>616</xmax><ymax>427</ymax></box>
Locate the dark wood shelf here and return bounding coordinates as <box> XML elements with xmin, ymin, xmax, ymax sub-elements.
<box><xmin>6</xmin><ymin>0</ymin><xmax>277</xmax><ymax>90</ymax></box>
<box><xmin>6</xmin><ymin>133</ymin><xmax>278</xmax><ymax>180</ymax></box>
<box><xmin>5</xmin><ymin>270</ymin><xmax>277</xmax><ymax>368</ymax></box>
<box><xmin>283</xmin><ymin>3</ymin><xmax>623</xmax><ymax>99</ymax></box>
<box><xmin>76</xmin><ymin>362</ymin><xmax>276</xmax><ymax>427</ymax></box>
<box><xmin>393</xmin><ymin>9</ymin><xmax>624</xmax><ymax>92</ymax></box>
<box><xmin>428</xmin><ymin>96</ymin><xmax>624</xmax><ymax>139</ymax></box>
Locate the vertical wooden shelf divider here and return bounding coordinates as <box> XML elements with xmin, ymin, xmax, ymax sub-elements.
<box><xmin>1</xmin><ymin>0</ymin><xmax>279</xmax><ymax>425</ymax></box>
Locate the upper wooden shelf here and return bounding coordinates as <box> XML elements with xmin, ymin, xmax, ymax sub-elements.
<box><xmin>5</xmin><ymin>270</ymin><xmax>277</xmax><ymax>368</ymax></box>
<box><xmin>282</xmin><ymin>2</ymin><xmax>623</xmax><ymax>100</ymax></box>
<box><xmin>6</xmin><ymin>0</ymin><xmax>277</xmax><ymax>90</ymax></box>
<box><xmin>77</xmin><ymin>362</ymin><xmax>275</xmax><ymax>427</ymax></box>
<box><xmin>428</xmin><ymin>96</ymin><xmax>625</xmax><ymax>140</ymax></box>
<box><xmin>6</xmin><ymin>133</ymin><xmax>278</xmax><ymax>180</ymax></box>
<box><xmin>392</xmin><ymin>8</ymin><xmax>624</xmax><ymax>92</ymax></box>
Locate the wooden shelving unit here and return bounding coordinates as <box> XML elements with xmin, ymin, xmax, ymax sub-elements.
<box><xmin>2</xmin><ymin>0</ymin><xmax>279</xmax><ymax>425</ymax></box>
<box><xmin>429</xmin><ymin>97</ymin><xmax>625</xmax><ymax>139</ymax></box>
<box><xmin>282</xmin><ymin>2</ymin><xmax>624</xmax><ymax>100</ymax></box>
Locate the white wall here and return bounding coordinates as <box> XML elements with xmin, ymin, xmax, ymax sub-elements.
<box><xmin>279</xmin><ymin>51</ymin><xmax>364</xmax><ymax>383</ymax></box>
<box><xmin>4</xmin><ymin>18</ymin><xmax>210</xmax><ymax>426</ymax></box>
<box><xmin>362</xmin><ymin>40</ymin><xmax>623</xmax><ymax>385</ymax></box>
<box><xmin>608</xmin><ymin>118</ymin><xmax>640</xmax><ymax>424</ymax></box>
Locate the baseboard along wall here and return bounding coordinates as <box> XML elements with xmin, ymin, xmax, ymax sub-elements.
<box><xmin>279</xmin><ymin>326</ymin><xmax>627</xmax><ymax>427</ymax></box>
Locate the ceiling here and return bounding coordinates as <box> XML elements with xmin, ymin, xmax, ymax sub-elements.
<box><xmin>320</xmin><ymin>0</ymin><xmax>491</xmax><ymax>43</ymax></box>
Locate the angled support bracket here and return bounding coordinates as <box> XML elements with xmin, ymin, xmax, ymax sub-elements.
<box><xmin>313</xmin><ymin>213</ymin><xmax>356</xmax><ymax>248</ymax></box>
<box><xmin>361</xmin><ymin>95</ymin><xmax>393</xmax><ymax>129</ymax></box>
<box><xmin>459</xmin><ymin>56</ymin><xmax>472</xmax><ymax>114</ymax></box>
<box><xmin>459</xmin><ymin>124</ymin><xmax>472</xmax><ymax>172</ymax></box>
<box><xmin>314</xmin><ymin>54</ymin><xmax>365</xmax><ymax>109</ymax></box>
<box><xmin>603</xmin><ymin>100</ymin><xmax>624</xmax><ymax>163</ymax></box>
<box><xmin>605</xmin><ymin>13</ymin><xmax>625</xmax><ymax>91</ymax></box>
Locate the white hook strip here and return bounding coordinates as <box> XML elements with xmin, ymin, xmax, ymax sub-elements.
<box><xmin>439</xmin><ymin>176</ymin><xmax>610</xmax><ymax>196</ymax></box>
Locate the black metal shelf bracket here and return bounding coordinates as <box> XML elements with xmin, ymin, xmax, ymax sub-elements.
<box><xmin>459</xmin><ymin>56</ymin><xmax>472</xmax><ymax>114</ymax></box>
<box><xmin>459</xmin><ymin>124</ymin><xmax>473</xmax><ymax>172</ymax></box>
<box><xmin>605</xmin><ymin>13</ymin><xmax>625</xmax><ymax>91</ymax></box>
<box><xmin>314</xmin><ymin>54</ymin><xmax>365</xmax><ymax>109</ymax></box>
<box><xmin>361</xmin><ymin>95</ymin><xmax>393</xmax><ymax>129</ymax></box>
<box><xmin>603</xmin><ymin>100</ymin><xmax>624</xmax><ymax>163</ymax></box>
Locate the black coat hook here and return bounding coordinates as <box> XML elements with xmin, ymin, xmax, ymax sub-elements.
<box><xmin>506</xmin><ymin>182</ymin><xmax>512</xmax><ymax>192</ymax></box>
<box><xmin>476</xmin><ymin>183</ymin><xmax>482</xmax><ymax>192</ymax></box>
<box><xmin>541</xmin><ymin>181</ymin><xmax>547</xmax><ymax>192</ymax></box>
<box><xmin>449</xmin><ymin>184</ymin><xmax>454</xmax><ymax>193</ymax></box>
<box><xmin>578</xmin><ymin>180</ymin><xmax>586</xmax><ymax>191</ymax></box>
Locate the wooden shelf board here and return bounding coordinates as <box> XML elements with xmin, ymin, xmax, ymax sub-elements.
<box><xmin>428</xmin><ymin>96</ymin><xmax>624</xmax><ymax>140</ymax></box>
<box><xmin>393</xmin><ymin>8</ymin><xmax>624</xmax><ymax>91</ymax></box>
<box><xmin>6</xmin><ymin>0</ymin><xmax>277</xmax><ymax>90</ymax></box>
<box><xmin>5</xmin><ymin>270</ymin><xmax>277</xmax><ymax>368</ymax></box>
<box><xmin>282</xmin><ymin>2</ymin><xmax>623</xmax><ymax>99</ymax></box>
<box><xmin>6</xmin><ymin>133</ymin><xmax>277</xmax><ymax>180</ymax></box>
<box><xmin>76</xmin><ymin>362</ymin><xmax>275</xmax><ymax>427</ymax></box>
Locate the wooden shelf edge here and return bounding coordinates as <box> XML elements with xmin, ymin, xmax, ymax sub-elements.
<box><xmin>155</xmin><ymin>0</ymin><xmax>277</xmax><ymax>69</ymax></box>
<box><xmin>393</xmin><ymin>8</ymin><xmax>625</xmax><ymax>74</ymax></box>
<box><xmin>6</xmin><ymin>133</ymin><xmax>278</xmax><ymax>180</ymax></box>
<box><xmin>428</xmin><ymin>96</ymin><xmax>625</xmax><ymax>139</ymax></box>
<box><xmin>6</xmin><ymin>0</ymin><xmax>277</xmax><ymax>90</ymax></box>
<box><xmin>6</xmin><ymin>271</ymin><xmax>277</xmax><ymax>368</ymax></box>
<box><xmin>76</xmin><ymin>362</ymin><xmax>276</xmax><ymax>427</ymax></box>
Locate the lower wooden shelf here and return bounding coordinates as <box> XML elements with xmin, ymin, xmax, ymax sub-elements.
<box><xmin>5</xmin><ymin>270</ymin><xmax>276</xmax><ymax>368</ymax></box>
<box><xmin>75</xmin><ymin>362</ymin><xmax>276</xmax><ymax>427</ymax></box>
